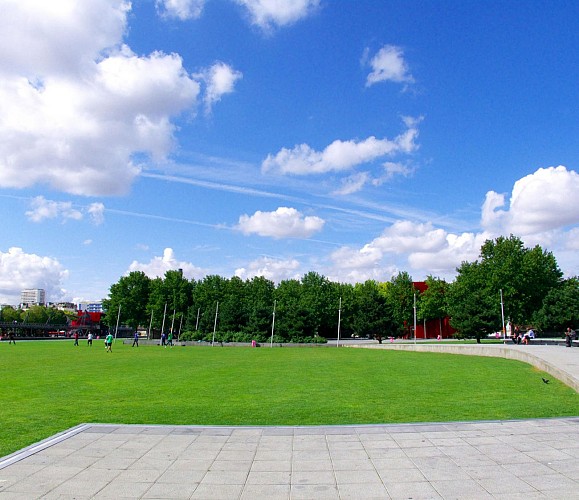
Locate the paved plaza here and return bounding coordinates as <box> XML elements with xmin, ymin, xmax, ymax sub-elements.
<box><xmin>1</xmin><ymin>343</ymin><xmax>578</xmax><ymax>499</ymax></box>
<box><xmin>0</xmin><ymin>419</ymin><xmax>578</xmax><ymax>499</ymax></box>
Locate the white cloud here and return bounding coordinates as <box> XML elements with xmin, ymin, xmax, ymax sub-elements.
<box><xmin>156</xmin><ymin>0</ymin><xmax>205</xmax><ymax>20</ymax></box>
<box><xmin>197</xmin><ymin>61</ymin><xmax>243</xmax><ymax>113</ymax></box>
<box><xmin>0</xmin><ymin>247</ymin><xmax>68</xmax><ymax>304</ymax></box>
<box><xmin>0</xmin><ymin>0</ymin><xmax>130</xmax><ymax>78</ymax></box>
<box><xmin>333</xmin><ymin>172</ymin><xmax>370</xmax><ymax>195</ymax></box>
<box><xmin>88</xmin><ymin>203</ymin><xmax>105</xmax><ymax>225</ymax></box>
<box><xmin>482</xmin><ymin>166</ymin><xmax>579</xmax><ymax>236</ymax></box>
<box><xmin>25</xmin><ymin>196</ymin><xmax>82</xmax><ymax>223</ymax></box>
<box><xmin>25</xmin><ymin>197</ymin><xmax>105</xmax><ymax>225</ymax></box>
<box><xmin>235</xmin><ymin>0</ymin><xmax>320</xmax><ymax>30</ymax></box>
<box><xmin>325</xmin><ymin>166</ymin><xmax>579</xmax><ymax>283</ymax></box>
<box><xmin>326</xmin><ymin>221</ymin><xmax>487</xmax><ymax>284</ymax></box>
<box><xmin>365</xmin><ymin>45</ymin><xmax>414</xmax><ymax>87</ymax></box>
<box><xmin>128</xmin><ymin>248</ymin><xmax>206</xmax><ymax>280</ymax></box>
<box><xmin>0</xmin><ymin>2</ymin><xmax>203</xmax><ymax>197</ymax></box>
<box><xmin>262</xmin><ymin>119</ymin><xmax>420</xmax><ymax>175</ymax></box>
<box><xmin>235</xmin><ymin>256</ymin><xmax>301</xmax><ymax>282</ymax></box>
<box><xmin>237</xmin><ymin>207</ymin><xmax>325</xmax><ymax>238</ymax></box>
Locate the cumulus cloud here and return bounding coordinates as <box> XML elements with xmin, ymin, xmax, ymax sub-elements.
<box><xmin>87</xmin><ymin>203</ymin><xmax>105</xmax><ymax>225</ymax></box>
<box><xmin>25</xmin><ymin>197</ymin><xmax>82</xmax><ymax>223</ymax></box>
<box><xmin>262</xmin><ymin>119</ymin><xmax>420</xmax><ymax>176</ymax></box>
<box><xmin>156</xmin><ymin>0</ymin><xmax>205</xmax><ymax>20</ymax></box>
<box><xmin>237</xmin><ymin>207</ymin><xmax>325</xmax><ymax>238</ymax></box>
<box><xmin>235</xmin><ymin>256</ymin><xmax>301</xmax><ymax>282</ymax></box>
<box><xmin>0</xmin><ymin>1</ymin><xmax>213</xmax><ymax>197</ymax></box>
<box><xmin>195</xmin><ymin>61</ymin><xmax>243</xmax><ymax>113</ymax></box>
<box><xmin>325</xmin><ymin>166</ymin><xmax>579</xmax><ymax>283</ymax></box>
<box><xmin>128</xmin><ymin>248</ymin><xmax>206</xmax><ymax>279</ymax></box>
<box><xmin>234</xmin><ymin>0</ymin><xmax>320</xmax><ymax>30</ymax></box>
<box><xmin>327</xmin><ymin>221</ymin><xmax>488</xmax><ymax>284</ymax></box>
<box><xmin>365</xmin><ymin>45</ymin><xmax>414</xmax><ymax>87</ymax></box>
<box><xmin>482</xmin><ymin>166</ymin><xmax>579</xmax><ymax>236</ymax></box>
<box><xmin>333</xmin><ymin>172</ymin><xmax>370</xmax><ymax>195</ymax></box>
<box><xmin>0</xmin><ymin>247</ymin><xmax>68</xmax><ymax>304</ymax></box>
<box><xmin>25</xmin><ymin>196</ymin><xmax>105</xmax><ymax>225</ymax></box>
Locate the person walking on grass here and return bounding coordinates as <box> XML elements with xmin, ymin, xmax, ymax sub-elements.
<box><xmin>87</xmin><ymin>332</ymin><xmax>93</xmax><ymax>346</ymax></box>
<box><xmin>8</xmin><ymin>331</ymin><xmax>15</xmax><ymax>344</ymax></box>
<box><xmin>105</xmin><ymin>332</ymin><xmax>113</xmax><ymax>352</ymax></box>
<box><xmin>168</xmin><ymin>331</ymin><xmax>173</xmax><ymax>347</ymax></box>
<box><xmin>73</xmin><ymin>331</ymin><xmax>79</xmax><ymax>346</ymax></box>
<box><xmin>161</xmin><ymin>332</ymin><xmax>167</xmax><ymax>347</ymax></box>
<box><xmin>132</xmin><ymin>331</ymin><xmax>139</xmax><ymax>347</ymax></box>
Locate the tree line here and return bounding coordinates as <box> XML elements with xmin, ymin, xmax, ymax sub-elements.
<box><xmin>100</xmin><ymin>235</ymin><xmax>578</xmax><ymax>343</ymax></box>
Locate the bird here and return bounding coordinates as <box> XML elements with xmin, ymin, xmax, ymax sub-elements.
<box><xmin>542</xmin><ymin>378</ymin><xmax>550</xmax><ymax>384</ymax></box>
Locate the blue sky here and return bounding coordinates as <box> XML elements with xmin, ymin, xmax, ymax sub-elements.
<box><xmin>0</xmin><ymin>0</ymin><xmax>578</xmax><ymax>305</ymax></box>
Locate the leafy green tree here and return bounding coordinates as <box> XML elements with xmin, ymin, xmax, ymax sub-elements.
<box><xmin>350</xmin><ymin>280</ymin><xmax>395</xmax><ymax>341</ymax></box>
<box><xmin>147</xmin><ymin>270</ymin><xmax>193</xmax><ymax>335</ymax></box>
<box><xmin>190</xmin><ymin>275</ymin><xmax>229</xmax><ymax>334</ymax></box>
<box><xmin>418</xmin><ymin>276</ymin><xmax>449</xmax><ymax>337</ymax></box>
<box><xmin>103</xmin><ymin>271</ymin><xmax>151</xmax><ymax>330</ymax></box>
<box><xmin>274</xmin><ymin>279</ymin><xmax>307</xmax><ymax>341</ymax></box>
<box><xmin>22</xmin><ymin>305</ymin><xmax>49</xmax><ymax>323</ymax></box>
<box><xmin>446</xmin><ymin>261</ymin><xmax>497</xmax><ymax>341</ymax></box>
<box><xmin>243</xmin><ymin>276</ymin><xmax>275</xmax><ymax>338</ymax></box>
<box><xmin>300</xmin><ymin>272</ymin><xmax>340</xmax><ymax>338</ymax></box>
<box><xmin>479</xmin><ymin>235</ymin><xmax>562</xmax><ymax>324</ymax></box>
<box><xmin>380</xmin><ymin>272</ymin><xmax>416</xmax><ymax>337</ymax></box>
<box><xmin>447</xmin><ymin>235</ymin><xmax>563</xmax><ymax>341</ymax></box>
<box><xmin>0</xmin><ymin>306</ymin><xmax>20</xmax><ymax>323</ymax></box>
<box><xmin>534</xmin><ymin>277</ymin><xmax>579</xmax><ymax>331</ymax></box>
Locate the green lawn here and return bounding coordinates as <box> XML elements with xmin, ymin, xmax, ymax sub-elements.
<box><xmin>1</xmin><ymin>341</ymin><xmax>577</xmax><ymax>458</ymax></box>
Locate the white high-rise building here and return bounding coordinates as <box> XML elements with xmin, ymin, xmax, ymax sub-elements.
<box><xmin>21</xmin><ymin>289</ymin><xmax>46</xmax><ymax>306</ymax></box>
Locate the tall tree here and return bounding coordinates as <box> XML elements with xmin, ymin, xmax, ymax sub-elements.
<box><xmin>147</xmin><ymin>270</ymin><xmax>193</xmax><ymax>334</ymax></box>
<box><xmin>103</xmin><ymin>271</ymin><xmax>151</xmax><ymax>330</ymax></box>
<box><xmin>418</xmin><ymin>276</ymin><xmax>449</xmax><ymax>337</ymax></box>
<box><xmin>380</xmin><ymin>272</ymin><xmax>416</xmax><ymax>337</ymax></box>
<box><xmin>447</xmin><ymin>235</ymin><xmax>563</xmax><ymax>341</ymax></box>
<box><xmin>244</xmin><ymin>276</ymin><xmax>275</xmax><ymax>337</ymax></box>
<box><xmin>534</xmin><ymin>277</ymin><xmax>579</xmax><ymax>331</ymax></box>
<box><xmin>446</xmin><ymin>261</ymin><xmax>496</xmax><ymax>341</ymax></box>
<box><xmin>350</xmin><ymin>280</ymin><xmax>395</xmax><ymax>341</ymax></box>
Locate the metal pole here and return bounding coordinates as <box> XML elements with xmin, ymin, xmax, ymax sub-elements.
<box><xmin>195</xmin><ymin>308</ymin><xmax>200</xmax><ymax>331</ymax></box>
<box><xmin>212</xmin><ymin>301</ymin><xmax>219</xmax><ymax>346</ymax></box>
<box><xmin>336</xmin><ymin>297</ymin><xmax>342</xmax><ymax>347</ymax></box>
<box><xmin>270</xmin><ymin>300</ymin><xmax>276</xmax><ymax>347</ymax></box>
<box><xmin>114</xmin><ymin>304</ymin><xmax>121</xmax><ymax>343</ymax></box>
<box><xmin>147</xmin><ymin>309</ymin><xmax>153</xmax><ymax>340</ymax></box>
<box><xmin>170</xmin><ymin>309</ymin><xmax>176</xmax><ymax>338</ymax></box>
<box><xmin>161</xmin><ymin>302</ymin><xmax>167</xmax><ymax>339</ymax></box>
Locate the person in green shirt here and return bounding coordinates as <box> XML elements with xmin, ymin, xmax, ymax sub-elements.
<box><xmin>167</xmin><ymin>331</ymin><xmax>173</xmax><ymax>347</ymax></box>
<box><xmin>105</xmin><ymin>333</ymin><xmax>113</xmax><ymax>352</ymax></box>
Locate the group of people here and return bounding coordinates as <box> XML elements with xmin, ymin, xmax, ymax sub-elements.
<box><xmin>68</xmin><ymin>330</ymin><xmax>175</xmax><ymax>350</ymax></box>
<box><xmin>160</xmin><ymin>331</ymin><xmax>174</xmax><ymax>347</ymax></box>
<box><xmin>506</xmin><ymin>322</ymin><xmax>535</xmax><ymax>344</ymax></box>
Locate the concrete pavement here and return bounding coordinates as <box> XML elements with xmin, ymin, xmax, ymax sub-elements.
<box><xmin>1</xmin><ymin>418</ymin><xmax>578</xmax><ymax>499</ymax></box>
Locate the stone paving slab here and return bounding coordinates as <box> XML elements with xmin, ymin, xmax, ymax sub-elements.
<box><xmin>1</xmin><ymin>418</ymin><xmax>578</xmax><ymax>499</ymax></box>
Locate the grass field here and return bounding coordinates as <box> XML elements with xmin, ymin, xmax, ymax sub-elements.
<box><xmin>1</xmin><ymin>341</ymin><xmax>577</xmax><ymax>458</ymax></box>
